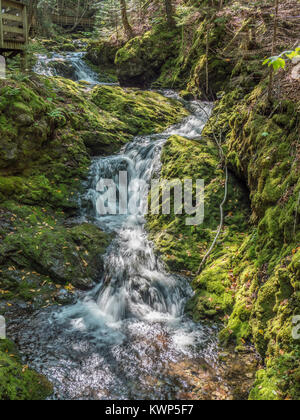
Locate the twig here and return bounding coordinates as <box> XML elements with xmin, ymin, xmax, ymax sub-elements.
<box><xmin>197</xmin><ymin>166</ymin><xmax>228</xmax><ymax>275</ymax></box>
<box><xmin>196</xmin><ymin>103</ymin><xmax>229</xmax><ymax>275</ymax></box>
<box><xmin>294</xmin><ymin>192</ymin><xmax>300</xmax><ymax>238</ymax></box>
<box><xmin>206</xmin><ymin>25</ymin><xmax>210</xmax><ymax>96</ymax></box>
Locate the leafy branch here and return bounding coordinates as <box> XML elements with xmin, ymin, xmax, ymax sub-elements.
<box><xmin>263</xmin><ymin>47</ymin><xmax>300</xmax><ymax>72</ymax></box>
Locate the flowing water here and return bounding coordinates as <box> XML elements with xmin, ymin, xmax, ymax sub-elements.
<box><xmin>7</xmin><ymin>54</ymin><xmax>229</xmax><ymax>400</ymax></box>
<box><xmin>34</xmin><ymin>51</ymin><xmax>116</xmax><ymax>85</ymax></box>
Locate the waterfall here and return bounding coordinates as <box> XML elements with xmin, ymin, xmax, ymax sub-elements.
<box><xmin>8</xmin><ymin>63</ymin><xmax>220</xmax><ymax>398</ymax></box>
<box><xmin>34</xmin><ymin>52</ymin><xmax>116</xmax><ymax>85</ymax></box>
<box><xmin>79</xmin><ymin>96</ymin><xmax>213</xmax><ymax>323</ymax></box>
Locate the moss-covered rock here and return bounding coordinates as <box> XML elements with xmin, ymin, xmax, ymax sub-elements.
<box><xmin>0</xmin><ymin>218</ymin><xmax>111</xmax><ymax>297</ymax></box>
<box><xmin>86</xmin><ymin>39</ymin><xmax>122</xmax><ymax>68</ymax></box>
<box><xmin>0</xmin><ymin>76</ymin><xmax>187</xmax><ymax>205</ymax></box>
<box><xmin>195</xmin><ymin>84</ymin><xmax>300</xmax><ymax>399</ymax></box>
<box><xmin>115</xmin><ymin>23</ymin><xmax>181</xmax><ymax>88</ymax></box>
<box><xmin>91</xmin><ymin>86</ymin><xmax>188</xmax><ymax>136</ymax></box>
<box><xmin>146</xmin><ymin>134</ymin><xmax>250</xmax><ymax>318</ymax></box>
<box><xmin>0</xmin><ymin>75</ymin><xmax>187</xmax><ymax>308</ymax></box>
<box><xmin>0</xmin><ymin>339</ymin><xmax>53</xmax><ymax>400</ymax></box>
<box><xmin>115</xmin><ymin>16</ymin><xmax>233</xmax><ymax>98</ymax></box>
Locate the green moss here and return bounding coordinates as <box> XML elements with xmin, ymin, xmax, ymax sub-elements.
<box><xmin>147</xmin><ymin>134</ymin><xmax>250</xmax><ymax>319</ymax></box>
<box><xmin>0</xmin><ymin>216</ymin><xmax>112</xmax><ymax>303</ymax></box>
<box><xmin>187</xmin><ymin>254</ymin><xmax>235</xmax><ymax>321</ymax></box>
<box><xmin>202</xmin><ymin>83</ymin><xmax>300</xmax><ymax>398</ymax></box>
<box><xmin>91</xmin><ymin>85</ymin><xmax>188</xmax><ymax>135</ymax></box>
<box><xmin>249</xmin><ymin>367</ymin><xmax>281</xmax><ymax>400</ymax></box>
<box><xmin>250</xmin><ymin>352</ymin><xmax>300</xmax><ymax>400</ymax></box>
<box><xmin>0</xmin><ymin>339</ymin><xmax>53</xmax><ymax>400</ymax></box>
<box><xmin>115</xmin><ymin>23</ymin><xmax>181</xmax><ymax>87</ymax></box>
<box><xmin>0</xmin><ymin>74</ymin><xmax>187</xmax><ymax>310</ymax></box>
<box><xmin>86</xmin><ymin>39</ymin><xmax>121</xmax><ymax>69</ymax></box>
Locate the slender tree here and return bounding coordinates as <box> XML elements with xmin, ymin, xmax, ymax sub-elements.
<box><xmin>164</xmin><ymin>0</ymin><xmax>175</xmax><ymax>27</ymax></box>
<box><xmin>268</xmin><ymin>0</ymin><xmax>279</xmax><ymax>101</ymax></box>
<box><xmin>120</xmin><ymin>0</ymin><xmax>134</xmax><ymax>39</ymax></box>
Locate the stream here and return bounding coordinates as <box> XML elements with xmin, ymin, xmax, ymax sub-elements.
<box><xmin>8</xmin><ymin>52</ymin><xmax>234</xmax><ymax>400</ymax></box>
<box><xmin>34</xmin><ymin>51</ymin><xmax>117</xmax><ymax>85</ymax></box>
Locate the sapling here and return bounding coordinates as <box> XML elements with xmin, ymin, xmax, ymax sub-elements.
<box><xmin>263</xmin><ymin>47</ymin><xmax>300</xmax><ymax>72</ymax></box>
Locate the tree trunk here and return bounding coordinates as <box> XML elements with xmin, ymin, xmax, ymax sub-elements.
<box><xmin>28</xmin><ymin>0</ymin><xmax>38</xmax><ymax>33</ymax></box>
<box><xmin>164</xmin><ymin>0</ymin><xmax>175</xmax><ymax>27</ymax></box>
<box><xmin>120</xmin><ymin>0</ymin><xmax>134</xmax><ymax>39</ymax></box>
<box><xmin>268</xmin><ymin>0</ymin><xmax>279</xmax><ymax>101</ymax></box>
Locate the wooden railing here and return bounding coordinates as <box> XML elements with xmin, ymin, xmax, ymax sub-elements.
<box><xmin>50</xmin><ymin>14</ymin><xmax>95</xmax><ymax>29</ymax></box>
<box><xmin>0</xmin><ymin>0</ymin><xmax>28</xmax><ymax>51</ymax></box>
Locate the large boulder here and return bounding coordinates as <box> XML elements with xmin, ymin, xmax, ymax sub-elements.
<box><xmin>86</xmin><ymin>40</ymin><xmax>122</xmax><ymax>67</ymax></box>
<box><xmin>0</xmin><ymin>223</ymin><xmax>112</xmax><ymax>292</ymax></box>
<box><xmin>91</xmin><ymin>85</ymin><xmax>188</xmax><ymax>135</ymax></box>
<box><xmin>49</xmin><ymin>59</ymin><xmax>77</xmax><ymax>80</ymax></box>
<box><xmin>115</xmin><ymin>25</ymin><xmax>180</xmax><ymax>88</ymax></box>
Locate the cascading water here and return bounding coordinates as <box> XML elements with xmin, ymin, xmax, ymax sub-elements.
<box><xmin>34</xmin><ymin>51</ymin><xmax>117</xmax><ymax>85</ymax></box>
<box><xmin>81</xmin><ymin>96</ymin><xmax>213</xmax><ymax>324</ymax></box>
<box><xmin>7</xmin><ymin>57</ymin><xmax>230</xmax><ymax>399</ymax></box>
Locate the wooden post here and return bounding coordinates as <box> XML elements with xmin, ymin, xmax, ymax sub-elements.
<box><xmin>23</xmin><ymin>4</ymin><xmax>28</xmax><ymax>44</ymax></box>
<box><xmin>21</xmin><ymin>4</ymin><xmax>28</xmax><ymax>72</ymax></box>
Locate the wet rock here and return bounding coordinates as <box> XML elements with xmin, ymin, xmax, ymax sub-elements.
<box><xmin>55</xmin><ymin>289</ymin><xmax>76</xmax><ymax>305</ymax></box>
<box><xmin>49</xmin><ymin>60</ymin><xmax>77</xmax><ymax>80</ymax></box>
<box><xmin>81</xmin><ymin>130</ymin><xmax>124</xmax><ymax>156</ymax></box>
<box><xmin>86</xmin><ymin>40</ymin><xmax>121</xmax><ymax>67</ymax></box>
<box><xmin>221</xmin><ymin>348</ymin><xmax>261</xmax><ymax>400</ymax></box>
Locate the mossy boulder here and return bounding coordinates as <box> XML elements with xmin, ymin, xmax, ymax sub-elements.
<box><xmin>91</xmin><ymin>85</ymin><xmax>188</xmax><ymax>135</ymax></box>
<box><xmin>48</xmin><ymin>60</ymin><xmax>77</xmax><ymax>80</ymax></box>
<box><xmin>147</xmin><ymin>134</ymin><xmax>250</xmax><ymax>276</ymax></box>
<box><xmin>86</xmin><ymin>39</ymin><xmax>122</xmax><ymax>68</ymax></box>
<box><xmin>0</xmin><ymin>77</ymin><xmax>187</xmax><ymax>208</ymax></box>
<box><xmin>0</xmin><ymin>222</ymin><xmax>111</xmax><ymax>292</ymax></box>
<box><xmin>201</xmin><ymin>84</ymin><xmax>300</xmax><ymax>399</ymax></box>
<box><xmin>115</xmin><ymin>24</ymin><xmax>180</xmax><ymax>87</ymax></box>
<box><xmin>0</xmin><ymin>339</ymin><xmax>53</xmax><ymax>400</ymax></box>
<box><xmin>0</xmin><ymin>203</ymin><xmax>112</xmax><ymax>307</ymax></box>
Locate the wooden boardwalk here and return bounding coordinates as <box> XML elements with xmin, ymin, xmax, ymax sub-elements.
<box><xmin>0</xmin><ymin>0</ymin><xmax>28</xmax><ymax>55</ymax></box>
<box><xmin>50</xmin><ymin>14</ymin><xmax>95</xmax><ymax>29</ymax></box>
